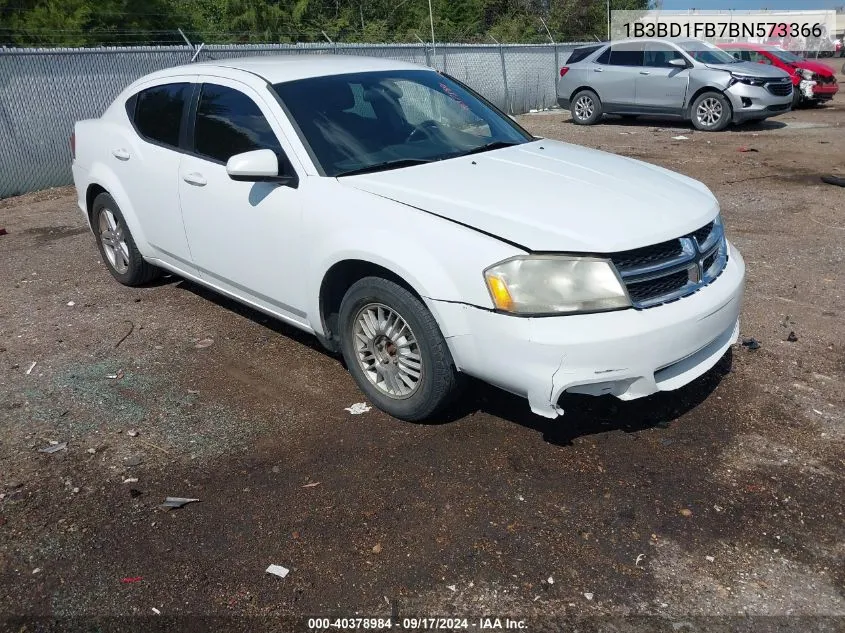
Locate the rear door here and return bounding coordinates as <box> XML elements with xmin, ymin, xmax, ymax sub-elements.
<box><xmin>120</xmin><ymin>78</ymin><xmax>196</xmax><ymax>266</ymax></box>
<box><xmin>636</xmin><ymin>42</ymin><xmax>690</xmax><ymax>111</ymax></box>
<box><xmin>592</xmin><ymin>43</ymin><xmax>643</xmax><ymax>109</ymax></box>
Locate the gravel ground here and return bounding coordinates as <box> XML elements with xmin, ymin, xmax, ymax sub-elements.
<box><xmin>1</xmin><ymin>64</ymin><xmax>843</xmax><ymax>632</ymax></box>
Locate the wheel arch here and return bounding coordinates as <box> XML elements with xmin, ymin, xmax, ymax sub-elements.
<box><xmin>83</xmin><ymin>163</ymin><xmax>151</xmax><ymax>254</ymax></box>
<box><xmin>569</xmin><ymin>85</ymin><xmax>601</xmax><ymax>103</ymax></box>
<box><xmin>318</xmin><ymin>259</ymin><xmax>426</xmax><ymax>352</ymax></box>
<box><xmin>686</xmin><ymin>86</ymin><xmax>732</xmax><ymax>119</ymax></box>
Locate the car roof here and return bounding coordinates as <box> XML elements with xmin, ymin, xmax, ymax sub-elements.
<box><xmin>186</xmin><ymin>54</ymin><xmax>427</xmax><ymax>83</ymax></box>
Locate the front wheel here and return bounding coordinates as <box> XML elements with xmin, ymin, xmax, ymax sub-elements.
<box><xmin>570</xmin><ymin>89</ymin><xmax>603</xmax><ymax>125</ymax></box>
<box><xmin>690</xmin><ymin>91</ymin><xmax>732</xmax><ymax>131</ymax></box>
<box><xmin>791</xmin><ymin>86</ymin><xmax>802</xmax><ymax>109</ymax></box>
<box><xmin>338</xmin><ymin>277</ymin><xmax>462</xmax><ymax>421</ymax></box>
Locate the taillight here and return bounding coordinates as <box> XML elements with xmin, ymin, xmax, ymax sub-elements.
<box><xmin>560</xmin><ymin>67</ymin><xmax>570</xmax><ymax>77</ymax></box>
<box><xmin>70</xmin><ymin>132</ymin><xmax>76</xmax><ymax>160</ymax></box>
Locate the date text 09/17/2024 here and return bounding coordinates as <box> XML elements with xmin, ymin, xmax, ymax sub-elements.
<box><xmin>307</xmin><ymin>617</ymin><xmax>528</xmax><ymax>630</ymax></box>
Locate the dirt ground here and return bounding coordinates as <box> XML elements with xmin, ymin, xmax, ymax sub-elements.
<box><xmin>1</xmin><ymin>62</ymin><xmax>843</xmax><ymax>632</ymax></box>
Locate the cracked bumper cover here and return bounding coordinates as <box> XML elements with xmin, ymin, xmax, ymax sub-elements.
<box><xmin>436</xmin><ymin>242</ymin><xmax>745</xmax><ymax>419</ymax></box>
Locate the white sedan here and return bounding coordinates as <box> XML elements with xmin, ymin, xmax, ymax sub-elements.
<box><xmin>71</xmin><ymin>55</ymin><xmax>745</xmax><ymax>421</ymax></box>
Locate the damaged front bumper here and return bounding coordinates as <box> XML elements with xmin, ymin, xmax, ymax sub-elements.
<box><xmin>799</xmin><ymin>78</ymin><xmax>838</xmax><ymax>101</ymax></box>
<box><xmin>725</xmin><ymin>82</ymin><xmax>792</xmax><ymax>122</ymax></box>
<box><xmin>437</xmin><ymin>242</ymin><xmax>745</xmax><ymax>419</ymax></box>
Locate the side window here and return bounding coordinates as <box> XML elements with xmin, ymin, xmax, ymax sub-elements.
<box><xmin>567</xmin><ymin>45</ymin><xmax>601</xmax><ymax>64</ymax></box>
<box><xmin>595</xmin><ymin>47</ymin><xmax>611</xmax><ymax>64</ymax></box>
<box><xmin>193</xmin><ymin>83</ymin><xmax>282</xmax><ymax>163</ymax></box>
<box><xmin>608</xmin><ymin>43</ymin><xmax>644</xmax><ymax>66</ymax></box>
<box><xmin>643</xmin><ymin>43</ymin><xmax>687</xmax><ymax>68</ymax></box>
<box><xmin>132</xmin><ymin>83</ymin><xmax>191</xmax><ymax>148</ymax></box>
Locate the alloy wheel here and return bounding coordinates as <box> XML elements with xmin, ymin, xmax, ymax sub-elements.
<box><xmin>696</xmin><ymin>97</ymin><xmax>723</xmax><ymax>128</ymax></box>
<box><xmin>574</xmin><ymin>95</ymin><xmax>594</xmax><ymax>121</ymax></box>
<box><xmin>98</xmin><ymin>208</ymin><xmax>130</xmax><ymax>274</ymax></box>
<box><xmin>352</xmin><ymin>303</ymin><xmax>422</xmax><ymax>399</ymax></box>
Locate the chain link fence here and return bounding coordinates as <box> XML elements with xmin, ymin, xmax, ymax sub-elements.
<box><xmin>0</xmin><ymin>42</ymin><xmax>586</xmax><ymax>198</ymax></box>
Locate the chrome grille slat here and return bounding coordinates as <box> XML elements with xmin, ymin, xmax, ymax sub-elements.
<box><xmin>609</xmin><ymin>220</ymin><xmax>728</xmax><ymax>309</ymax></box>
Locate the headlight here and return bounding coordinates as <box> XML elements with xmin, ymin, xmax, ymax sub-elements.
<box><xmin>730</xmin><ymin>73</ymin><xmax>766</xmax><ymax>86</ymax></box>
<box><xmin>483</xmin><ymin>255</ymin><xmax>631</xmax><ymax>315</ymax></box>
<box><xmin>798</xmin><ymin>68</ymin><xmax>814</xmax><ymax>80</ymax></box>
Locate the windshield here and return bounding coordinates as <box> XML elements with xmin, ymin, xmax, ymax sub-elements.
<box><xmin>769</xmin><ymin>48</ymin><xmax>803</xmax><ymax>63</ymax></box>
<box><xmin>273</xmin><ymin>70</ymin><xmax>532</xmax><ymax>177</ymax></box>
<box><xmin>679</xmin><ymin>41</ymin><xmax>740</xmax><ymax>64</ymax></box>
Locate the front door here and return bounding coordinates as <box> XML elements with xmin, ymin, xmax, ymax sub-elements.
<box><xmin>177</xmin><ymin>79</ymin><xmax>306</xmax><ymax>325</ymax></box>
<box><xmin>636</xmin><ymin>42</ymin><xmax>690</xmax><ymax>111</ymax></box>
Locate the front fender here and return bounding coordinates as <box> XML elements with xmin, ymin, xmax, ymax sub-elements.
<box><xmin>304</xmin><ymin>182</ymin><xmax>521</xmax><ymax>338</ymax></box>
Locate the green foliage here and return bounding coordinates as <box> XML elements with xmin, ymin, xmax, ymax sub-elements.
<box><xmin>0</xmin><ymin>0</ymin><xmax>649</xmax><ymax>47</ymax></box>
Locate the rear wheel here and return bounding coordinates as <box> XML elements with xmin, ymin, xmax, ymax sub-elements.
<box><xmin>92</xmin><ymin>192</ymin><xmax>160</xmax><ymax>286</ymax></box>
<box><xmin>690</xmin><ymin>91</ymin><xmax>731</xmax><ymax>131</ymax></box>
<box><xmin>570</xmin><ymin>89</ymin><xmax>603</xmax><ymax>125</ymax></box>
<box><xmin>338</xmin><ymin>277</ymin><xmax>461</xmax><ymax>421</ymax></box>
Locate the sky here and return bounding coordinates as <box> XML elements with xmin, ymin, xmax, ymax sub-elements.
<box><xmin>661</xmin><ymin>0</ymin><xmax>843</xmax><ymax>9</ymax></box>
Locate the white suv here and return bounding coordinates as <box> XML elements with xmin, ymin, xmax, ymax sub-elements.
<box><xmin>71</xmin><ymin>55</ymin><xmax>745</xmax><ymax>421</ymax></box>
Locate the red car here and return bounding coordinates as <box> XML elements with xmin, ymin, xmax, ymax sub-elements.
<box><xmin>720</xmin><ymin>43</ymin><xmax>838</xmax><ymax>107</ymax></box>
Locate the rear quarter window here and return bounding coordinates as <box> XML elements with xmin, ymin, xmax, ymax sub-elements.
<box><xmin>129</xmin><ymin>83</ymin><xmax>191</xmax><ymax>149</ymax></box>
<box><xmin>567</xmin><ymin>45</ymin><xmax>601</xmax><ymax>64</ymax></box>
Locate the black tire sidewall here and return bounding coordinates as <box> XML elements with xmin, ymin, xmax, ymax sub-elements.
<box><xmin>691</xmin><ymin>91</ymin><xmax>731</xmax><ymax>131</ymax></box>
<box><xmin>791</xmin><ymin>86</ymin><xmax>802</xmax><ymax>109</ymax></box>
<box><xmin>338</xmin><ymin>277</ymin><xmax>457</xmax><ymax>421</ymax></box>
<box><xmin>571</xmin><ymin>90</ymin><xmax>602</xmax><ymax>125</ymax></box>
<box><xmin>91</xmin><ymin>193</ymin><xmax>151</xmax><ymax>286</ymax></box>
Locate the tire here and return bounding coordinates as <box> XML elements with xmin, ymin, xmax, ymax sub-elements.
<box><xmin>570</xmin><ymin>89</ymin><xmax>603</xmax><ymax>125</ymax></box>
<box><xmin>91</xmin><ymin>192</ymin><xmax>161</xmax><ymax>286</ymax></box>
<box><xmin>338</xmin><ymin>276</ymin><xmax>461</xmax><ymax>421</ymax></box>
<box><xmin>690</xmin><ymin>91</ymin><xmax>732</xmax><ymax>131</ymax></box>
<box><xmin>791</xmin><ymin>86</ymin><xmax>802</xmax><ymax>109</ymax></box>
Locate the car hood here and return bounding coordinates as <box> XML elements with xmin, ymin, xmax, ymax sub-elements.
<box><xmin>339</xmin><ymin>140</ymin><xmax>719</xmax><ymax>253</ymax></box>
<box><xmin>705</xmin><ymin>61</ymin><xmax>791</xmax><ymax>79</ymax></box>
<box><xmin>787</xmin><ymin>59</ymin><xmax>836</xmax><ymax>76</ymax></box>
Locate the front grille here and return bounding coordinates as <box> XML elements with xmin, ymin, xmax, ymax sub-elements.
<box><xmin>766</xmin><ymin>81</ymin><xmax>792</xmax><ymax>96</ymax></box>
<box><xmin>626</xmin><ymin>270</ymin><xmax>689</xmax><ymax>304</ymax></box>
<box><xmin>817</xmin><ymin>75</ymin><xmax>834</xmax><ymax>85</ymax></box>
<box><xmin>692</xmin><ymin>222</ymin><xmax>714</xmax><ymax>247</ymax></box>
<box><xmin>610</xmin><ymin>239</ymin><xmax>682</xmax><ymax>270</ymax></box>
<box><xmin>608</xmin><ymin>220</ymin><xmax>728</xmax><ymax>309</ymax></box>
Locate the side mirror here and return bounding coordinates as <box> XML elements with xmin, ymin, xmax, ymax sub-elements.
<box><xmin>226</xmin><ymin>149</ymin><xmax>298</xmax><ymax>187</ymax></box>
<box><xmin>669</xmin><ymin>58</ymin><xmax>688</xmax><ymax>67</ymax></box>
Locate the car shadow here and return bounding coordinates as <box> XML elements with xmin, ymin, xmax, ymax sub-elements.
<box><xmin>172</xmin><ymin>277</ymin><xmax>333</xmax><ymax>355</ymax></box>
<box><xmin>151</xmin><ymin>273</ymin><xmax>733</xmax><ymax>445</ymax></box>
<box><xmin>449</xmin><ymin>349</ymin><xmax>734</xmax><ymax>447</ymax></box>
<box><xmin>596</xmin><ymin>115</ymin><xmax>787</xmax><ymax>132</ymax></box>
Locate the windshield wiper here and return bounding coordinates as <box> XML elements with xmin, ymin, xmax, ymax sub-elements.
<box><xmin>458</xmin><ymin>140</ymin><xmax>523</xmax><ymax>157</ymax></box>
<box><xmin>335</xmin><ymin>158</ymin><xmax>433</xmax><ymax>177</ymax></box>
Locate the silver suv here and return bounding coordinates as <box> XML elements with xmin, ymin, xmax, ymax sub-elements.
<box><xmin>557</xmin><ymin>38</ymin><xmax>794</xmax><ymax>131</ymax></box>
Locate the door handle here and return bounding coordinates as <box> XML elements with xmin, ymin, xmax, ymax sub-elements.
<box><xmin>183</xmin><ymin>172</ymin><xmax>207</xmax><ymax>187</ymax></box>
<box><xmin>639</xmin><ymin>70</ymin><xmax>650</xmax><ymax>75</ymax></box>
<box><xmin>593</xmin><ymin>67</ymin><xmax>603</xmax><ymax>72</ymax></box>
<box><xmin>111</xmin><ymin>148</ymin><xmax>130</xmax><ymax>161</ymax></box>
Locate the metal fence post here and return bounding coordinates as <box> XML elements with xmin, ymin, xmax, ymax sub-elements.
<box><xmin>553</xmin><ymin>44</ymin><xmax>559</xmax><ymax>80</ymax></box>
<box><xmin>490</xmin><ymin>36</ymin><xmax>509</xmax><ymax>114</ymax></box>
